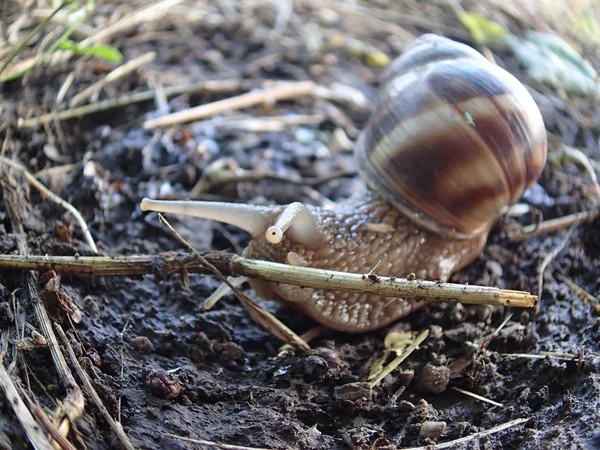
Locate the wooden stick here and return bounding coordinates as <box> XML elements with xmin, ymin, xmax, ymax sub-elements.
<box><xmin>507</xmin><ymin>209</ymin><xmax>599</xmax><ymax>242</ymax></box>
<box><xmin>143</xmin><ymin>81</ymin><xmax>316</xmax><ymax>129</ymax></box>
<box><xmin>369</xmin><ymin>329</ymin><xmax>429</xmax><ymax>387</ymax></box>
<box><xmin>18</xmin><ymin>79</ymin><xmax>248</xmax><ymax>128</ymax></box>
<box><xmin>0</xmin><ymin>253</ymin><xmax>537</xmax><ymax>309</ymax></box>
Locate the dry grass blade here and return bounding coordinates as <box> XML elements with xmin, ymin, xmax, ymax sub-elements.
<box><xmin>451</xmin><ymin>386</ymin><xmax>503</xmax><ymax>407</ymax></box>
<box><xmin>143</xmin><ymin>81</ymin><xmax>316</xmax><ymax>129</ymax></box>
<box><xmin>369</xmin><ymin>329</ymin><xmax>429</xmax><ymax>387</ymax></box>
<box><xmin>536</xmin><ymin>226</ymin><xmax>576</xmax><ymax>311</ymax></box>
<box><xmin>399</xmin><ymin>417</ymin><xmax>529</xmax><ymax>450</ymax></box>
<box><xmin>556</xmin><ymin>274</ymin><xmax>600</xmax><ymax>313</ymax></box>
<box><xmin>0</xmin><ymin>353</ymin><xmax>53</xmax><ymax>449</ymax></box>
<box><xmin>0</xmin><ymin>253</ymin><xmax>538</xmax><ymax>309</ymax></box>
<box><xmin>1</xmin><ymin>177</ymin><xmax>85</xmax><ymax>449</ymax></box>
<box><xmin>0</xmin><ymin>155</ymin><xmax>97</xmax><ymax>253</ymax></box>
<box><xmin>81</xmin><ymin>0</ymin><xmax>186</xmax><ymax>46</ymax></box>
<box><xmin>18</xmin><ymin>79</ymin><xmax>249</xmax><ymax>128</ymax></box>
<box><xmin>54</xmin><ymin>325</ymin><xmax>137</xmax><ymax>450</ymax></box>
<box><xmin>507</xmin><ymin>209</ymin><xmax>599</xmax><ymax>242</ymax></box>
<box><xmin>30</xmin><ymin>405</ymin><xmax>78</xmax><ymax>450</ymax></box>
<box><xmin>0</xmin><ymin>0</ymin><xmax>74</xmax><ymax>78</ymax></box>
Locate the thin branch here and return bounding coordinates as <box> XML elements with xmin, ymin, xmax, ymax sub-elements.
<box><xmin>451</xmin><ymin>387</ymin><xmax>503</xmax><ymax>407</ymax></box>
<box><xmin>18</xmin><ymin>79</ymin><xmax>249</xmax><ymax>128</ymax></box>
<box><xmin>2</xmin><ymin>179</ymin><xmax>85</xmax><ymax>448</ymax></box>
<box><xmin>399</xmin><ymin>417</ymin><xmax>529</xmax><ymax>450</ymax></box>
<box><xmin>507</xmin><ymin>209</ymin><xmax>599</xmax><ymax>242</ymax></box>
<box><xmin>0</xmin><ymin>155</ymin><xmax>97</xmax><ymax>253</ymax></box>
<box><xmin>54</xmin><ymin>324</ymin><xmax>137</xmax><ymax>450</ymax></box>
<box><xmin>69</xmin><ymin>51</ymin><xmax>157</xmax><ymax>107</ymax></box>
<box><xmin>369</xmin><ymin>329</ymin><xmax>429</xmax><ymax>387</ymax></box>
<box><xmin>0</xmin><ymin>253</ymin><xmax>538</xmax><ymax>309</ymax></box>
<box><xmin>143</xmin><ymin>80</ymin><xmax>317</xmax><ymax>129</ymax></box>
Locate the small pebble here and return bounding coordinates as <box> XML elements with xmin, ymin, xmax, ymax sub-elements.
<box><xmin>295</xmin><ymin>127</ymin><xmax>316</xmax><ymax>144</ymax></box>
<box><xmin>419</xmin><ymin>421</ymin><xmax>447</xmax><ymax>439</ymax></box>
<box><xmin>417</xmin><ymin>363</ymin><xmax>450</xmax><ymax>393</ymax></box>
<box><xmin>334</xmin><ymin>382</ymin><xmax>372</xmax><ymax>409</ymax></box>
<box><xmin>131</xmin><ymin>336</ymin><xmax>153</xmax><ymax>353</ymax></box>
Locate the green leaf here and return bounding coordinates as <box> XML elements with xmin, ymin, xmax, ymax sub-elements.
<box><xmin>458</xmin><ymin>11</ymin><xmax>507</xmax><ymax>45</ymax></box>
<box><xmin>59</xmin><ymin>39</ymin><xmax>123</xmax><ymax>63</ymax></box>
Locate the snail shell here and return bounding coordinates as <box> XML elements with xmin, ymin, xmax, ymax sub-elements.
<box><xmin>356</xmin><ymin>34</ymin><xmax>547</xmax><ymax>239</ymax></box>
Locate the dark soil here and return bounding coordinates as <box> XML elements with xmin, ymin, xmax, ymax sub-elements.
<box><xmin>1</xmin><ymin>1</ymin><xmax>599</xmax><ymax>449</ymax></box>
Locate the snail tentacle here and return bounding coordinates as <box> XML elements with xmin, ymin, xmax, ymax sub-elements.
<box><xmin>266</xmin><ymin>202</ymin><xmax>324</xmax><ymax>247</ymax></box>
<box><xmin>140</xmin><ymin>198</ymin><xmax>273</xmax><ymax>238</ymax></box>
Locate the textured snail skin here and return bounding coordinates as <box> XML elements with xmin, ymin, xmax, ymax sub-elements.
<box><xmin>243</xmin><ymin>191</ymin><xmax>488</xmax><ymax>332</ymax></box>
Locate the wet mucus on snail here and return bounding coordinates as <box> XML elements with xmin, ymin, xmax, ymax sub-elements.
<box><xmin>141</xmin><ymin>34</ymin><xmax>548</xmax><ymax>333</ymax></box>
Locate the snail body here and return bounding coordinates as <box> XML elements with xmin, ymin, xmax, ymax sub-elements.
<box><xmin>141</xmin><ymin>35</ymin><xmax>547</xmax><ymax>333</ymax></box>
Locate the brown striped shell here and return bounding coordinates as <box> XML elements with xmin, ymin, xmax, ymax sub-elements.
<box><xmin>355</xmin><ymin>34</ymin><xmax>547</xmax><ymax>239</ymax></box>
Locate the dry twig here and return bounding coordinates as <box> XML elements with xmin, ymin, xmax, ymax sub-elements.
<box><xmin>18</xmin><ymin>79</ymin><xmax>248</xmax><ymax>128</ymax></box>
<box><xmin>143</xmin><ymin>80</ymin><xmax>317</xmax><ymax>129</ymax></box>
<box><xmin>451</xmin><ymin>386</ymin><xmax>503</xmax><ymax>407</ymax></box>
<box><xmin>54</xmin><ymin>324</ymin><xmax>137</xmax><ymax>450</ymax></box>
<box><xmin>0</xmin><ymin>253</ymin><xmax>538</xmax><ymax>309</ymax></box>
<box><xmin>536</xmin><ymin>226</ymin><xmax>576</xmax><ymax>311</ymax></box>
<box><xmin>507</xmin><ymin>209</ymin><xmax>599</xmax><ymax>242</ymax></box>
<box><xmin>399</xmin><ymin>417</ymin><xmax>529</xmax><ymax>450</ymax></box>
<box><xmin>0</xmin><ymin>347</ymin><xmax>53</xmax><ymax>450</ymax></box>
<box><xmin>157</xmin><ymin>214</ymin><xmax>310</xmax><ymax>350</ymax></box>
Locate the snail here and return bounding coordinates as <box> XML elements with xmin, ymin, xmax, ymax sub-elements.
<box><xmin>140</xmin><ymin>34</ymin><xmax>547</xmax><ymax>333</ymax></box>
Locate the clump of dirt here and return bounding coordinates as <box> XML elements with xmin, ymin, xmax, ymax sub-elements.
<box><xmin>0</xmin><ymin>1</ymin><xmax>599</xmax><ymax>449</ymax></box>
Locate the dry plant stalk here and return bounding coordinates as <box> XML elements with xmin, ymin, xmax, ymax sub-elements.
<box><xmin>508</xmin><ymin>209</ymin><xmax>599</xmax><ymax>242</ymax></box>
<box><xmin>369</xmin><ymin>329</ymin><xmax>429</xmax><ymax>387</ymax></box>
<box><xmin>18</xmin><ymin>79</ymin><xmax>248</xmax><ymax>128</ymax></box>
<box><xmin>143</xmin><ymin>80</ymin><xmax>317</xmax><ymax>129</ymax></box>
<box><xmin>0</xmin><ymin>253</ymin><xmax>537</xmax><ymax>309</ymax></box>
<box><xmin>54</xmin><ymin>324</ymin><xmax>137</xmax><ymax>450</ymax></box>
<box><xmin>0</xmin><ymin>356</ymin><xmax>53</xmax><ymax>449</ymax></box>
<box><xmin>451</xmin><ymin>386</ymin><xmax>503</xmax><ymax>407</ymax></box>
<box><xmin>1</xmin><ymin>178</ymin><xmax>85</xmax><ymax>449</ymax></box>
<box><xmin>399</xmin><ymin>417</ymin><xmax>529</xmax><ymax>450</ymax></box>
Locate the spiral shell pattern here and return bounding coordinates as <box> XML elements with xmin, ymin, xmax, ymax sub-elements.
<box><xmin>355</xmin><ymin>34</ymin><xmax>547</xmax><ymax>238</ymax></box>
